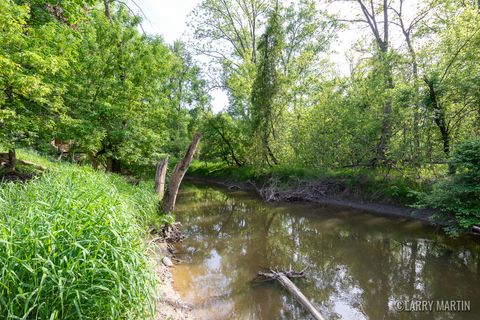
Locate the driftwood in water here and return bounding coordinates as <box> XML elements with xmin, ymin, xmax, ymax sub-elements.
<box><xmin>254</xmin><ymin>268</ymin><xmax>325</xmax><ymax>320</ymax></box>
<box><xmin>155</xmin><ymin>156</ymin><xmax>169</xmax><ymax>201</ymax></box>
<box><xmin>255</xmin><ymin>268</ymin><xmax>306</xmax><ymax>282</ymax></box>
<box><xmin>163</xmin><ymin>132</ymin><xmax>202</xmax><ymax>213</ymax></box>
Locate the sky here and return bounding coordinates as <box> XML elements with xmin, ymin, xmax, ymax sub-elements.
<box><xmin>127</xmin><ymin>0</ymin><xmax>201</xmax><ymax>43</ymax></box>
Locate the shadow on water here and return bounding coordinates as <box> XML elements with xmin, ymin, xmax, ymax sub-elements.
<box><xmin>172</xmin><ymin>182</ymin><xmax>480</xmax><ymax>320</ymax></box>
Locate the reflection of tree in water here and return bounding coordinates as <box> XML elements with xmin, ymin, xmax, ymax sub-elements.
<box><xmin>175</xmin><ymin>184</ymin><xmax>480</xmax><ymax>320</ymax></box>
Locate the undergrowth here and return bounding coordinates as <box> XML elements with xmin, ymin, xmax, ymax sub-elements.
<box><xmin>188</xmin><ymin>161</ymin><xmax>428</xmax><ymax>205</ymax></box>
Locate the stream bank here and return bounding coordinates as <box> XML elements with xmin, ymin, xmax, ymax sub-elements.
<box><xmin>185</xmin><ymin>175</ymin><xmax>436</xmax><ymax>224</ymax></box>
<box><xmin>147</xmin><ymin>238</ymin><xmax>193</xmax><ymax>320</ymax></box>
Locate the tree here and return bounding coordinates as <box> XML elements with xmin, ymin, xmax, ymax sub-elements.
<box><xmin>251</xmin><ymin>3</ymin><xmax>284</xmax><ymax>165</ymax></box>
<box><xmin>0</xmin><ymin>0</ymin><xmax>81</xmax><ymax>170</ymax></box>
<box><xmin>191</xmin><ymin>0</ymin><xmax>333</xmax><ymax>167</ymax></box>
<box><xmin>164</xmin><ymin>41</ymin><xmax>210</xmax><ymax>156</ymax></box>
<box><xmin>202</xmin><ymin>112</ymin><xmax>248</xmax><ymax>166</ymax></box>
<box><xmin>421</xmin><ymin>1</ymin><xmax>480</xmax><ymax>173</ymax></box>
<box><xmin>58</xmin><ymin>5</ymin><xmax>207</xmax><ymax>172</ymax></box>
<box><xmin>189</xmin><ymin>0</ymin><xmax>271</xmax><ymax>119</ymax></box>
<box><xmin>338</xmin><ymin>0</ymin><xmax>395</xmax><ymax>165</ymax></box>
<box><xmin>390</xmin><ymin>0</ymin><xmax>436</xmax><ymax>165</ymax></box>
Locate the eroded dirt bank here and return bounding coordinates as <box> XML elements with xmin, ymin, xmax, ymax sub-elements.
<box><xmin>185</xmin><ymin>175</ymin><xmax>436</xmax><ymax>223</ymax></box>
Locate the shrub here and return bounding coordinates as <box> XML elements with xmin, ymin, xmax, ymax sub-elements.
<box><xmin>418</xmin><ymin>138</ymin><xmax>480</xmax><ymax>234</ymax></box>
<box><xmin>0</xmin><ymin>164</ymin><xmax>157</xmax><ymax>319</ymax></box>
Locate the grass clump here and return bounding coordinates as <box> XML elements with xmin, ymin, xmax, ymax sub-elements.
<box><xmin>0</xmin><ymin>162</ymin><xmax>157</xmax><ymax>319</ymax></box>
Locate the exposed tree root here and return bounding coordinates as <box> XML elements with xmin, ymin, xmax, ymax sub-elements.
<box><xmin>256</xmin><ymin>177</ymin><xmax>347</xmax><ymax>202</ymax></box>
<box><xmin>149</xmin><ymin>222</ymin><xmax>185</xmax><ymax>244</ymax></box>
<box><xmin>161</xmin><ymin>222</ymin><xmax>185</xmax><ymax>243</ymax></box>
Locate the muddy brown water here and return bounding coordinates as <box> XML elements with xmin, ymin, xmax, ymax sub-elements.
<box><xmin>172</xmin><ymin>182</ymin><xmax>480</xmax><ymax>320</ymax></box>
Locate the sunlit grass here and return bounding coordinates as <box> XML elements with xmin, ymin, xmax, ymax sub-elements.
<box><xmin>0</xmin><ymin>155</ymin><xmax>160</xmax><ymax>319</ymax></box>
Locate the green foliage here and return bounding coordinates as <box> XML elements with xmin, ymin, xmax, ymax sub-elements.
<box><xmin>418</xmin><ymin>139</ymin><xmax>480</xmax><ymax>233</ymax></box>
<box><xmin>0</xmin><ymin>153</ymin><xmax>159</xmax><ymax>319</ymax></box>
<box><xmin>58</xmin><ymin>8</ymin><xmax>209</xmax><ymax>169</ymax></box>
<box><xmin>1</xmin><ymin>1</ymin><xmax>209</xmax><ymax>172</ymax></box>
<box><xmin>0</xmin><ymin>0</ymin><xmax>73</xmax><ymax>150</ymax></box>
<box><xmin>192</xmin><ymin>0</ymin><xmax>479</xmax><ymax>174</ymax></box>
<box><xmin>200</xmin><ymin>113</ymin><xmax>250</xmax><ymax>166</ymax></box>
<box><xmin>61</xmin><ymin>9</ymin><xmax>171</xmax><ymax>166</ymax></box>
<box><xmin>192</xmin><ymin>0</ymin><xmax>334</xmax><ymax>167</ymax></box>
<box><xmin>251</xmin><ymin>4</ymin><xmax>284</xmax><ymax>165</ymax></box>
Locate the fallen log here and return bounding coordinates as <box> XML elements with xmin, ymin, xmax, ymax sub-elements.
<box><xmin>473</xmin><ymin>225</ymin><xmax>480</xmax><ymax>234</ymax></box>
<box><xmin>254</xmin><ymin>269</ymin><xmax>325</xmax><ymax>320</ymax></box>
<box><xmin>19</xmin><ymin>159</ymin><xmax>46</xmax><ymax>171</ymax></box>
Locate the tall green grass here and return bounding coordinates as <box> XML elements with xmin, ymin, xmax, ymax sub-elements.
<box><xmin>0</xmin><ymin>161</ymin><xmax>159</xmax><ymax>319</ymax></box>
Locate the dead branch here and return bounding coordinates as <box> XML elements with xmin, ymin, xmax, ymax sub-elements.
<box><xmin>163</xmin><ymin>132</ymin><xmax>202</xmax><ymax>213</ymax></box>
<box><xmin>252</xmin><ymin>267</ymin><xmax>325</xmax><ymax>320</ymax></box>
<box><xmin>155</xmin><ymin>156</ymin><xmax>169</xmax><ymax>201</ymax></box>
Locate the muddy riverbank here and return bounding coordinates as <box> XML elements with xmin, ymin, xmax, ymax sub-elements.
<box><xmin>185</xmin><ymin>175</ymin><xmax>436</xmax><ymax>224</ymax></box>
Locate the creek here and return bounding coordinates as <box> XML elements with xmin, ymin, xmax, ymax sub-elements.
<box><xmin>172</xmin><ymin>182</ymin><xmax>480</xmax><ymax>319</ymax></box>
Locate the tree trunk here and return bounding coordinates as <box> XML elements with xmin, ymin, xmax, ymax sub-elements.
<box><xmin>411</xmin><ymin>64</ymin><xmax>421</xmax><ymax>165</ymax></box>
<box><xmin>356</xmin><ymin>0</ymin><xmax>393</xmax><ymax>166</ymax></box>
<box><xmin>89</xmin><ymin>152</ymin><xmax>100</xmax><ymax>170</ymax></box>
<box><xmin>106</xmin><ymin>157</ymin><xmax>121</xmax><ymax>173</ymax></box>
<box><xmin>163</xmin><ymin>132</ymin><xmax>202</xmax><ymax>213</ymax></box>
<box><xmin>395</xmin><ymin>2</ymin><xmax>422</xmax><ymax>166</ymax></box>
<box><xmin>375</xmin><ymin>43</ymin><xmax>394</xmax><ymax>165</ymax></box>
<box><xmin>155</xmin><ymin>156</ymin><xmax>169</xmax><ymax>201</ymax></box>
<box><xmin>424</xmin><ymin>77</ymin><xmax>455</xmax><ymax>174</ymax></box>
<box><xmin>276</xmin><ymin>274</ymin><xmax>325</xmax><ymax>320</ymax></box>
<box><xmin>8</xmin><ymin>149</ymin><xmax>16</xmax><ymax>172</ymax></box>
<box><xmin>266</xmin><ymin>144</ymin><xmax>278</xmax><ymax>165</ymax></box>
<box><xmin>212</xmin><ymin>124</ymin><xmax>243</xmax><ymax>167</ymax></box>
<box><xmin>104</xmin><ymin>0</ymin><xmax>112</xmax><ymax>22</ymax></box>
<box><xmin>405</xmin><ymin>36</ymin><xmax>421</xmax><ymax>165</ymax></box>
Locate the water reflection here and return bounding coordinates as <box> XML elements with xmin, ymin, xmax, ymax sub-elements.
<box><xmin>172</xmin><ymin>183</ymin><xmax>480</xmax><ymax>320</ymax></box>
